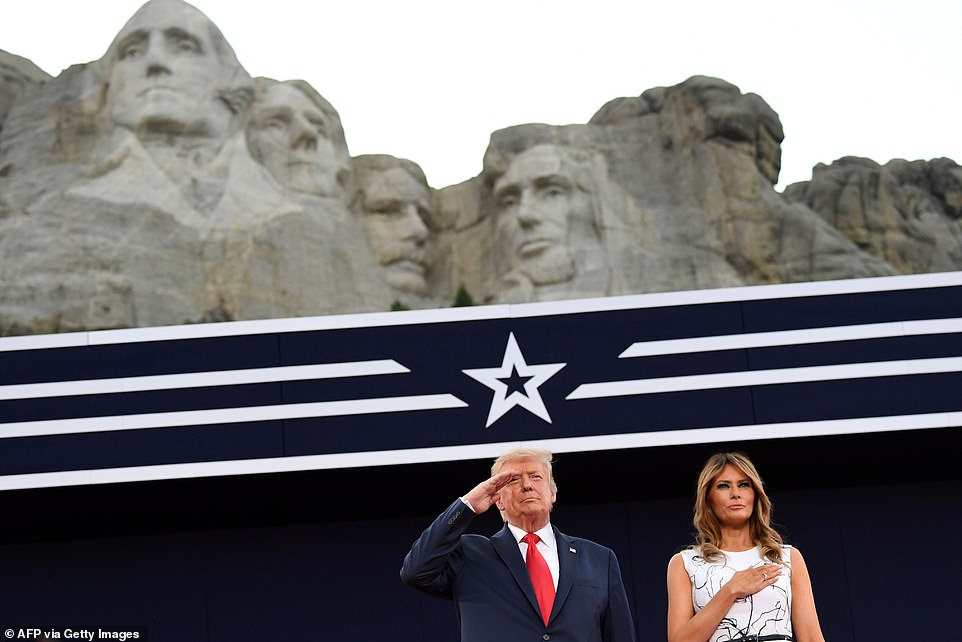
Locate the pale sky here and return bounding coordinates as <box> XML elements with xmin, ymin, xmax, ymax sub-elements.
<box><xmin>2</xmin><ymin>0</ymin><xmax>960</xmax><ymax>190</ymax></box>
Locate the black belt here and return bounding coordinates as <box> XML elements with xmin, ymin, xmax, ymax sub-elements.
<box><xmin>728</xmin><ymin>636</ymin><xmax>792</xmax><ymax>642</ymax></box>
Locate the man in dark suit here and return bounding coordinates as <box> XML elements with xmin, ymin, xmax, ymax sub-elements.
<box><xmin>400</xmin><ymin>448</ymin><xmax>636</xmax><ymax>641</ymax></box>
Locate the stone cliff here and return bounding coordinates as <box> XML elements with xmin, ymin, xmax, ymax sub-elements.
<box><xmin>1</xmin><ymin>1</ymin><xmax>958</xmax><ymax>336</ymax></box>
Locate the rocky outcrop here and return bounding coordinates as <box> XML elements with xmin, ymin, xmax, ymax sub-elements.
<box><xmin>438</xmin><ymin>77</ymin><xmax>896</xmax><ymax>305</ymax></box>
<box><xmin>0</xmin><ymin>49</ymin><xmax>49</xmax><ymax>134</ymax></box>
<box><xmin>784</xmin><ymin>157</ymin><xmax>962</xmax><ymax>274</ymax></box>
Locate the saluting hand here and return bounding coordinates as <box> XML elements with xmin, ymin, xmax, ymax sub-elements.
<box><xmin>462</xmin><ymin>470</ymin><xmax>515</xmax><ymax>514</ymax></box>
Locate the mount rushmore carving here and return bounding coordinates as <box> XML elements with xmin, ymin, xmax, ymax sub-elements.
<box><xmin>1</xmin><ymin>0</ymin><xmax>960</xmax><ymax>335</ymax></box>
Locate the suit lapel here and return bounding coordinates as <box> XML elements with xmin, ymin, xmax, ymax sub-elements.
<box><xmin>551</xmin><ymin>528</ymin><xmax>577</xmax><ymax>624</ymax></box>
<box><xmin>491</xmin><ymin>525</ymin><xmax>543</xmax><ymax>621</ymax></box>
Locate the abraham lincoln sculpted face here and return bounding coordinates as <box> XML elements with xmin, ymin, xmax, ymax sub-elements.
<box><xmin>493</xmin><ymin>144</ymin><xmax>596</xmax><ymax>286</ymax></box>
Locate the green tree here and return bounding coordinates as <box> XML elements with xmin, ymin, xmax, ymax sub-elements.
<box><xmin>452</xmin><ymin>285</ymin><xmax>474</xmax><ymax>307</ymax></box>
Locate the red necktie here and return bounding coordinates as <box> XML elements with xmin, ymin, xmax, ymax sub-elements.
<box><xmin>522</xmin><ymin>532</ymin><xmax>555</xmax><ymax>625</ymax></box>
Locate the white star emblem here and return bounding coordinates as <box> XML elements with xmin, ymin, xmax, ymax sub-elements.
<box><xmin>462</xmin><ymin>332</ymin><xmax>566</xmax><ymax>427</ymax></box>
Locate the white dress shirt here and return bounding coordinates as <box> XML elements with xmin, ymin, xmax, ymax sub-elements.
<box><xmin>457</xmin><ymin>496</ymin><xmax>560</xmax><ymax>589</ymax></box>
<box><xmin>506</xmin><ymin>521</ymin><xmax>560</xmax><ymax>589</ymax></box>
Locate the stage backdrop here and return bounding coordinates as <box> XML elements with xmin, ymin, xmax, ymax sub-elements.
<box><xmin>2</xmin><ymin>272</ymin><xmax>960</xmax><ymax>640</ymax></box>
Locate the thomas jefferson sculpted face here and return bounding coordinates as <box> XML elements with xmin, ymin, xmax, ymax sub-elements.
<box><xmin>493</xmin><ymin>144</ymin><xmax>593</xmax><ymax>286</ymax></box>
<box><xmin>246</xmin><ymin>80</ymin><xmax>342</xmax><ymax>197</ymax></box>
<box><xmin>105</xmin><ymin>0</ymin><xmax>242</xmax><ymax>140</ymax></box>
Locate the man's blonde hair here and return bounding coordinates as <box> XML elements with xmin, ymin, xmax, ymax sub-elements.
<box><xmin>491</xmin><ymin>448</ymin><xmax>557</xmax><ymax>493</ymax></box>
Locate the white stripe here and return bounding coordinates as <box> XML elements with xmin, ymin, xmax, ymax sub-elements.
<box><xmin>3</xmin><ymin>272</ymin><xmax>961</xmax><ymax>351</ymax></box>
<box><xmin>86</xmin><ymin>306</ymin><xmax>511</xmax><ymax>346</ymax></box>
<box><xmin>619</xmin><ymin>318</ymin><xmax>962</xmax><ymax>357</ymax></box>
<box><xmin>567</xmin><ymin>356</ymin><xmax>962</xmax><ymax>399</ymax></box>
<box><xmin>0</xmin><ymin>361</ymin><xmax>408</xmax><ymax>401</ymax></box>
<box><xmin>0</xmin><ymin>394</ymin><xmax>467</xmax><ymax>439</ymax></box>
<box><xmin>1</xmin><ymin>410</ymin><xmax>956</xmax><ymax>491</ymax></box>
<box><xmin>0</xmin><ymin>331</ymin><xmax>89</xmax><ymax>352</ymax></box>
<box><xmin>525</xmin><ymin>411</ymin><xmax>959</xmax><ymax>451</ymax></box>
<box><xmin>505</xmin><ymin>271</ymin><xmax>962</xmax><ymax>319</ymax></box>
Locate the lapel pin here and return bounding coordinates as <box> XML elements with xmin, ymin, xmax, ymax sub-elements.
<box><xmin>569</xmin><ymin>547</ymin><xmax>577</xmax><ymax>554</ymax></box>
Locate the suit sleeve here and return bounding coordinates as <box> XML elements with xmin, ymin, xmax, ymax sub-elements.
<box><xmin>399</xmin><ymin>498</ymin><xmax>476</xmax><ymax>599</ymax></box>
<box><xmin>603</xmin><ymin>548</ymin><xmax>637</xmax><ymax>642</ymax></box>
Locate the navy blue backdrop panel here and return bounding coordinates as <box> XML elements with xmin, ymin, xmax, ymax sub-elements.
<box><xmin>2</xmin><ymin>272</ymin><xmax>962</xmax><ymax>641</ymax></box>
<box><xmin>1</xmin><ymin>446</ymin><xmax>959</xmax><ymax>641</ymax></box>
<box><xmin>2</xmin><ymin>271</ymin><xmax>962</xmax><ymax>490</ymax></box>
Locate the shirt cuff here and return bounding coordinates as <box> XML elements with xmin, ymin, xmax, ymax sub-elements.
<box><xmin>459</xmin><ymin>496</ymin><xmax>477</xmax><ymax>514</ymax></box>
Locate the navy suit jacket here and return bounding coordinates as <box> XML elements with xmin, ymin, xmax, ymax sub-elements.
<box><xmin>401</xmin><ymin>499</ymin><xmax>636</xmax><ymax>642</ymax></box>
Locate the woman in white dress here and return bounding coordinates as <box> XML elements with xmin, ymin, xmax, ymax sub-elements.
<box><xmin>667</xmin><ymin>452</ymin><xmax>826</xmax><ymax>642</ymax></box>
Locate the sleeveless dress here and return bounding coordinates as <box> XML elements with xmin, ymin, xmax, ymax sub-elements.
<box><xmin>681</xmin><ymin>545</ymin><xmax>793</xmax><ymax>641</ymax></box>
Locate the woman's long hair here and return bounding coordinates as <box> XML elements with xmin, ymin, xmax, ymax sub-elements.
<box><xmin>692</xmin><ymin>452</ymin><xmax>784</xmax><ymax>563</ymax></box>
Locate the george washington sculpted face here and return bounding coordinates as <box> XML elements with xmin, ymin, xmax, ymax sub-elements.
<box><xmin>105</xmin><ymin>0</ymin><xmax>242</xmax><ymax>140</ymax></box>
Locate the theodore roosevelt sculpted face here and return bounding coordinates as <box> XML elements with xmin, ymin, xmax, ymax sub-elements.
<box><xmin>355</xmin><ymin>161</ymin><xmax>432</xmax><ymax>295</ymax></box>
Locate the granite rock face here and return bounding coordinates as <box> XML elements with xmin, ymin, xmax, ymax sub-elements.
<box><xmin>784</xmin><ymin>156</ymin><xmax>962</xmax><ymax>274</ymax></box>
<box><xmin>0</xmin><ymin>1</ymin><xmax>956</xmax><ymax>336</ymax></box>
<box><xmin>0</xmin><ymin>49</ymin><xmax>49</xmax><ymax>133</ymax></box>
<box><xmin>0</xmin><ymin>0</ymin><xmax>390</xmax><ymax>335</ymax></box>
<box><xmin>438</xmin><ymin>76</ymin><xmax>896</xmax><ymax>305</ymax></box>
